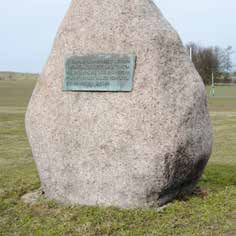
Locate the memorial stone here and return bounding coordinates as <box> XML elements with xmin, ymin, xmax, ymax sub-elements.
<box><xmin>25</xmin><ymin>0</ymin><xmax>213</xmax><ymax>208</ymax></box>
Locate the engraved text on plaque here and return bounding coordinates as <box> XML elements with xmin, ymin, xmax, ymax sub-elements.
<box><xmin>64</xmin><ymin>54</ymin><xmax>136</xmax><ymax>91</ymax></box>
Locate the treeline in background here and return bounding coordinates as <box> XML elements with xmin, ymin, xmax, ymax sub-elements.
<box><xmin>186</xmin><ymin>42</ymin><xmax>234</xmax><ymax>85</ymax></box>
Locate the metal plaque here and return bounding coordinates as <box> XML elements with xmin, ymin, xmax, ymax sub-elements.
<box><xmin>64</xmin><ymin>54</ymin><xmax>136</xmax><ymax>91</ymax></box>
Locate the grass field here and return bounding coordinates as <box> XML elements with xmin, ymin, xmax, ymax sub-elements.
<box><xmin>0</xmin><ymin>72</ymin><xmax>38</xmax><ymax>81</ymax></box>
<box><xmin>0</xmin><ymin>78</ymin><xmax>236</xmax><ymax>236</ymax></box>
<box><xmin>207</xmin><ymin>85</ymin><xmax>236</xmax><ymax>98</ymax></box>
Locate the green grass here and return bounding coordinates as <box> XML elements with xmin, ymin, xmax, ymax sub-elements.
<box><xmin>206</xmin><ymin>85</ymin><xmax>236</xmax><ymax>112</ymax></box>
<box><xmin>0</xmin><ymin>72</ymin><xmax>38</xmax><ymax>81</ymax></box>
<box><xmin>0</xmin><ymin>80</ymin><xmax>36</xmax><ymax>109</ymax></box>
<box><xmin>0</xmin><ymin>78</ymin><xmax>236</xmax><ymax>235</ymax></box>
<box><xmin>207</xmin><ymin>85</ymin><xmax>236</xmax><ymax>98</ymax></box>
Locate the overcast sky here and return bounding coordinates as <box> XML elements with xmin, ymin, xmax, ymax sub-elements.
<box><xmin>0</xmin><ymin>0</ymin><xmax>235</xmax><ymax>73</ymax></box>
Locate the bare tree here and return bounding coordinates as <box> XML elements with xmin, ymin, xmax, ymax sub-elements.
<box><xmin>218</xmin><ymin>46</ymin><xmax>233</xmax><ymax>77</ymax></box>
<box><xmin>186</xmin><ymin>43</ymin><xmax>233</xmax><ymax>84</ymax></box>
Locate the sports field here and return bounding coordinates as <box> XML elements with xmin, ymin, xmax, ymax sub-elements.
<box><xmin>208</xmin><ymin>85</ymin><xmax>236</xmax><ymax>99</ymax></box>
<box><xmin>0</xmin><ymin>78</ymin><xmax>235</xmax><ymax>235</ymax></box>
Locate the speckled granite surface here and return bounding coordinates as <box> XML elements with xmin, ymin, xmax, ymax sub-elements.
<box><xmin>25</xmin><ymin>0</ymin><xmax>213</xmax><ymax>208</ymax></box>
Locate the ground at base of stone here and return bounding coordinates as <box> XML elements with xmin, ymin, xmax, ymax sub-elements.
<box><xmin>21</xmin><ymin>188</ymin><xmax>45</xmax><ymax>205</ymax></box>
<box><xmin>20</xmin><ymin>186</ymin><xmax>206</xmax><ymax>209</ymax></box>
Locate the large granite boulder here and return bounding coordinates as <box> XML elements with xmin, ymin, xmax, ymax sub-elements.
<box><xmin>25</xmin><ymin>0</ymin><xmax>213</xmax><ymax>208</ymax></box>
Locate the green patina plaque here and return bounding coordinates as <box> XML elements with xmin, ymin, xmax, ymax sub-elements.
<box><xmin>64</xmin><ymin>54</ymin><xmax>136</xmax><ymax>91</ymax></box>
